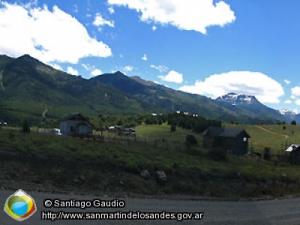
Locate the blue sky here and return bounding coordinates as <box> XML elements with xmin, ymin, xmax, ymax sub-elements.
<box><xmin>1</xmin><ymin>0</ymin><xmax>300</xmax><ymax>111</ymax></box>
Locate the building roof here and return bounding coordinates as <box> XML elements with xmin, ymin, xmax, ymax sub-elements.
<box><xmin>62</xmin><ymin>113</ymin><xmax>91</xmax><ymax>124</ymax></box>
<box><xmin>203</xmin><ymin>127</ymin><xmax>250</xmax><ymax>138</ymax></box>
<box><xmin>285</xmin><ymin>144</ymin><xmax>300</xmax><ymax>152</ymax></box>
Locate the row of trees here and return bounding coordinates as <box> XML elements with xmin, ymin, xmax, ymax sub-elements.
<box><xmin>95</xmin><ymin>113</ymin><xmax>222</xmax><ymax>134</ymax></box>
<box><xmin>167</xmin><ymin>113</ymin><xmax>222</xmax><ymax>133</ymax></box>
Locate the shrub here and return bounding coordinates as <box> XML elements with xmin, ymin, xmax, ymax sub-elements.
<box><xmin>185</xmin><ymin>135</ymin><xmax>198</xmax><ymax>147</ymax></box>
<box><xmin>209</xmin><ymin>147</ymin><xmax>227</xmax><ymax>161</ymax></box>
<box><xmin>8</xmin><ymin>132</ymin><xmax>15</xmax><ymax>140</ymax></box>
<box><xmin>263</xmin><ymin>147</ymin><xmax>272</xmax><ymax>161</ymax></box>
<box><xmin>22</xmin><ymin>120</ymin><xmax>31</xmax><ymax>133</ymax></box>
<box><xmin>291</xmin><ymin>120</ymin><xmax>297</xmax><ymax>125</ymax></box>
<box><xmin>170</xmin><ymin>124</ymin><xmax>176</xmax><ymax>132</ymax></box>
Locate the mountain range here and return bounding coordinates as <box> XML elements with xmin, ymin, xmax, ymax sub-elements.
<box><xmin>0</xmin><ymin>54</ymin><xmax>296</xmax><ymax>125</ymax></box>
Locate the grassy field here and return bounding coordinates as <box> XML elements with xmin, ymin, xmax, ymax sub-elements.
<box><xmin>1</xmin><ymin>124</ymin><xmax>300</xmax><ymax>197</ymax></box>
<box><xmin>1</xmin><ymin>126</ymin><xmax>221</xmax><ymax>173</ymax></box>
<box><xmin>136</xmin><ymin>123</ymin><xmax>203</xmax><ymax>143</ymax></box>
<box><xmin>136</xmin><ymin>123</ymin><xmax>300</xmax><ymax>154</ymax></box>
<box><xmin>1</xmin><ymin>123</ymin><xmax>296</xmax><ymax>174</ymax></box>
<box><xmin>226</xmin><ymin>124</ymin><xmax>300</xmax><ymax>153</ymax></box>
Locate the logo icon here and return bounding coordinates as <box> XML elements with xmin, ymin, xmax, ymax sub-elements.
<box><xmin>4</xmin><ymin>189</ymin><xmax>37</xmax><ymax>221</ymax></box>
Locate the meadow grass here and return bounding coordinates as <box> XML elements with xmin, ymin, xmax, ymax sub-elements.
<box><xmin>136</xmin><ymin>123</ymin><xmax>203</xmax><ymax>143</ymax></box>
<box><xmin>226</xmin><ymin>124</ymin><xmax>300</xmax><ymax>153</ymax></box>
<box><xmin>2</xmin><ymin>125</ymin><xmax>300</xmax><ymax>197</ymax></box>
<box><xmin>1</xmin><ymin>125</ymin><xmax>300</xmax><ymax>182</ymax></box>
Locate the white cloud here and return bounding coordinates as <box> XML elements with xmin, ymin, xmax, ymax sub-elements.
<box><xmin>24</xmin><ymin>0</ymin><xmax>38</xmax><ymax>8</ymax></box>
<box><xmin>67</xmin><ymin>66</ymin><xmax>79</xmax><ymax>76</ymax></box>
<box><xmin>150</xmin><ymin>64</ymin><xmax>168</xmax><ymax>73</ymax></box>
<box><xmin>91</xmin><ymin>68</ymin><xmax>103</xmax><ymax>76</ymax></box>
<box><xmin>284</xmin><ymin>79</ymin><xmax>291</xmax><ymax>85</ymax></box>
<box><xmin>73</xmin><ymin>4</ymin><xmax>79</xmax><ymax>13</ymax></box>
<box><xmin>290</xmin><ymin>86</ymin><xmax>300</xmax><ymax>107</ymax></box>
<box><xmin>152</xmin><ymin>25</ymin><xmax>157</xmax><ymax>31</ymax></box>
<box><xmin>93</xmin><ymin>13</ymin><xmax>114</xmax><ymax>27</ymax></box>
<box><xmin>82</xmin><ymin>64</ymin><xmax>92</xmax><ymax>71</ymax></box>
<box><xmin>81</xmin><ymin>64</ymin><xmax>102</xmax><ymax>76</ymax></box>
<box><xmin>142</xmin><ymin>54</ymin><xmax>148</xmax><ymax>61</ymax></box>
<box><xmin>180</xmin><ymin>71</ymin><xmax>284</xmax><ymax>104</ymax></box>
<box><xmin>159</xmin><ymin>70</ymin><xmax>183</xmax><ymax>84</ymax></box>
<box><xmin>108</xmin><ymin>7</ymin><xmax>115</xmax><ymax>14</ymax></box>
<box><xmin>295</xmin><ymin>99</ymin><xmax>300</xmax><ymax>106</ymax></box>
<box><xmin>285</xmin><ymin>99</ymin><xmax>292</xmax><ymax>104</ymax></box>
<box><xmin>0</xmin><ymin>2</ymin><xmax>112</xmax><ymax>64</ymax></box>
<box><xmin>291</xmin><ymin>86</ymin><xmax>300</xmax><ymax>97</ymax></box>
<box><xmin>123</xmin><ymin>65</ymin><xmax>134</xmax><ymax>72</ymax></box>
<box><xmin>49</xmin><ymin>63</ymin><xmax>63</xmax><ymax>71</ymax></box>
<box><xmin>108</xmin><ymin>0</ymin><xmax>236</xmax><ymax>34</ymax></box>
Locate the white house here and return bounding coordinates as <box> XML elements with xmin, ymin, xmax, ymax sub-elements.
<box><xmin>285</xmin><ymin>144</ymin><xmax>300</xmax><ymax>153</ymax></box>
<box><xmin>60</xmin><ymin>113</ymin><xmax>93</xmax><ymax>137</ymax></box>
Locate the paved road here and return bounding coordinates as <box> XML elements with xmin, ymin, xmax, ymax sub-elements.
<box><xmin>0</xmin><ymin>190</ymin><xmax>299</xmax><ymax>225</ymax></box>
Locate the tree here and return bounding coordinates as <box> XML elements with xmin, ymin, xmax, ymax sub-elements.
<box><xmin>291</xmin><ymin>120</ymin><xmax>297</xmax><ymax>125</ymax></box>
<box><xmin>170</xmin><ymin>124</ymin><xmax>176</xmax><ymax>132</ymax></box>
<box><xmin>167</xmin><ymin>113</ymin><xmax>221</xmax><ymax>133</ymax></box>
<box><xmin>263</xmin><ymin>147</ymin><xmax>272</xmax><ymax>161</ymax></box>
<box><xmin>97</xmin><ymin>114</ymin><xmax>106</xmax><ymax>137</ymax></box>
<box><xmin>185</xmin><ymin>135</ymin><xmax>198</xmax><ymax>147</ymax></box>
<box><xmin>22</xmin><ymin>120</ymin><xmax>30</xmax><ymax>133</ymax></box>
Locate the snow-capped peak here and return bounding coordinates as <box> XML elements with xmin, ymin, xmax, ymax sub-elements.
<box><xmin>216</xmin><ymin>93</ymin><xmax>259</xmax><ymax>105</ymax></box>
<box><xmin>279</xmin><ymin>109</ymin><xmax>297</xmax><ymax>116</ymax></box>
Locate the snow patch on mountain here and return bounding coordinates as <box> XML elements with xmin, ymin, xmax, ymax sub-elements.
<box><xmin>216</xmin><ymin>93</ymin><xmax>259</xmax><ymax>105</ymax></box>
<box><xmin>279</xmin><ymin>109</ymin><xmax>297</xmax><ymax>116</ymax></box>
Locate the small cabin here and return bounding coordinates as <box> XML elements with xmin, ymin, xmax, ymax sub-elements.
<box><xmin>60</xmin><ymin>113</ymin><xmax>93</xmax><ymax>137</ymax></box>
<box><xmin>286</xmin><ymin>144</ymin><xmax>300</xmax><ymax>165</ymax></box>
<box><xmin>203</xmin><ymin>127</ymin><xmax>250</xmax><ymax>156</ymax></box>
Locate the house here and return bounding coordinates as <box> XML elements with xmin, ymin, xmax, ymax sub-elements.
<box><xmin>60</xmin><ymin>113</ymin><xmax>93</xmax><ymax>137</ymax></box>
<box><xmin>0</xmin><ymin>121</ymin><xmax>8</xmax><ymax>126</ymax></box>
<box><xmin>203</xmin><ymin>127</ymin><xmax>251</xmax><ymax>156</ymax></box>
<box><xmin>285</xmin><ymin>144</ymin><xmax>300</xmax><ymax>164</ymax></box>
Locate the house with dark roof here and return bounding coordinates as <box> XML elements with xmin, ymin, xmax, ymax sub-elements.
<box><xmin>203</xmin><ymin>127</ymin><xmax>251</xmax><ymax>156</ymax></box>
<box><xmin>285</xmin><ymin>144</ymin><xmax>300</xmax><ymax>164</ymax></box>
<box><xmin>60</xmin><ymin>113</ymin><xmax>93</xmax><ymax>137</ymax></box>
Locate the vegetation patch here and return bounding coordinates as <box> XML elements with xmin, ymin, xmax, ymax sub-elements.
<box><xmin>1</xmin><ymin>126</ymin><xmax>300</xmax><ymax>198</ymax></box>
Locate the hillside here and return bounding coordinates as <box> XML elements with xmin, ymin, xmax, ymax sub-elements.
<box><xmin>0</xmin><ymin>55</ymin><xmax>145</xmax><ymax>124</ymax></box>
<box><xmin>0</xmin><ymin>54</ymin><xmax>287</xmax><ymax>125</ymax></box>
<box><xmin>137</xmin><ymin>123</ymin><xmax>300</xmax><ymax>154</ymax></box>
<box><xmin>226</xmin><ymin>124</ymin><xmax>300</xmax><ymax>153</ymax></box>
<box><xmin>1</xmin><ymin>125</ymin><xmax>300</xmax><ymax>198</ymax></box>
